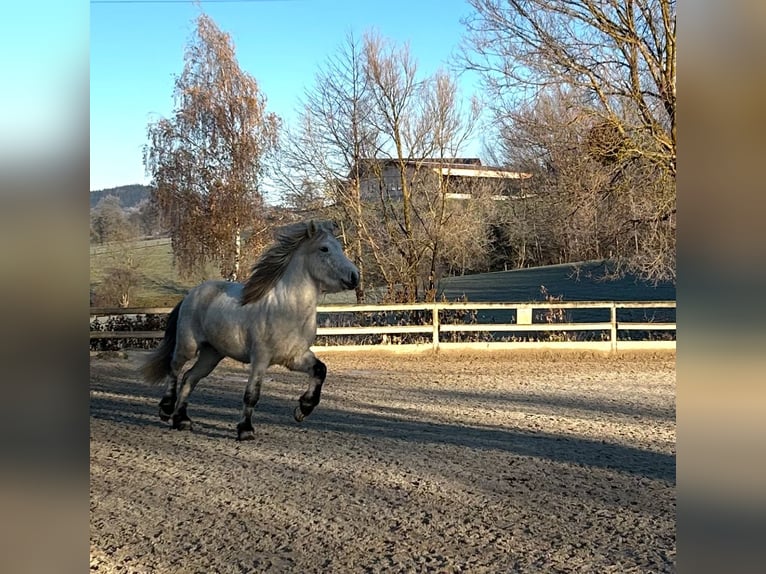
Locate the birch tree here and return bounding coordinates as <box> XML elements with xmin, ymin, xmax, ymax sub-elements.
<box><xmin>144</xmin><ymin>14</ymin><xmax>279</xmax><ymax>281</ymax></box>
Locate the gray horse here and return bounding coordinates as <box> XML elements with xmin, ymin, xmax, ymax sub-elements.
<box><xmin>141</xmin><ymin>220</ymin><xmax>359</xmax><ymax>441</ymax></box>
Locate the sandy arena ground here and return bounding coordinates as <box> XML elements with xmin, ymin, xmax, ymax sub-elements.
<box><xmin>90</xmin><ymin>350</ymin><xmax>676</xmax><ymax>573</ymax></box>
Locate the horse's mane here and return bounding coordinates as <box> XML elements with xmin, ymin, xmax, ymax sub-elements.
<box><xmin>241</xmin><ymin>220</ymin><xmax>333</xmax><ymax>305</ymax></box>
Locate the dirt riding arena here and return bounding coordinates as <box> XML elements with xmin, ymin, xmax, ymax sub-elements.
<box><xmin>90</xmin><ymin>350</ymin><xmax>676</xmax><ymax>573</ymax></box>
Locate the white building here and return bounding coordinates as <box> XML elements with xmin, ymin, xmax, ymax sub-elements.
<box><xmin>353</xmin><ymin>158</ymin><xmax>533</xmax><ymax>201</ymax></box>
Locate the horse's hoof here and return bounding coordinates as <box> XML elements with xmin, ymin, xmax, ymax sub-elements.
<box><xmin>294</xmin><ymin>407</ymin><xmax>305</xmax><ymax>422</ymax></box>
<box><xmin>237</xmin><ymin>421</ymin><xmax>255</xmax><ymax>441</ymax></box>
<box><xmin>172</xmin><ymin>417</ymin><xmax>192</xmax><ymax>431</ymax></box>
<box><xmin>159</xmin><ymin>413</ymin><xmax>170</xmax><ymax>422</ymax></box>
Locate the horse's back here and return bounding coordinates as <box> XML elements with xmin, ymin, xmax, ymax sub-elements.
<box><xmin>176</xmin><ymin>281</ymin><xmax>251</xmax><ymax>359</ymax></box>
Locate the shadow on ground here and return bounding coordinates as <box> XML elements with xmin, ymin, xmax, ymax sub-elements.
<box><xmin>90</xmin><ymin>370</ymin><xmax>674</xmax><ymax>483</ymax></box>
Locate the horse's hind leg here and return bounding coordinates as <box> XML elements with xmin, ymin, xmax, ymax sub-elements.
<box><xmin>171</xmin><ymin>345</ymin><xmax>223</xmax><ymax>431</ymax></box>
<box><xmin>158</xmin><ymin>376</ymin><xmax>178</xmax><ymax>421</ymax></box>
<box><xmin>288</xmin><ymin>351</ymin><xmax>327</xmax><ymax>422</ymax></box>
<box><xmin>158</xmin><ymin>352</ymin><xmax>191</xmax><ymax>421</ymax></box>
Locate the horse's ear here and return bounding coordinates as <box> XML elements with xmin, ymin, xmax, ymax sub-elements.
<box><xmin>307</xmin><ymin>219</ymin><xmax>318</xmax><ymax>238</ymax></box>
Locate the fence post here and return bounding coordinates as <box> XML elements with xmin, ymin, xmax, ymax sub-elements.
<box><xmin>610</xmin><ymin>303</ymin><xmax>618</xmax><ymax>352</ymax></box>
<box><xmin>432</xmin><ymin>304</ymin><xmax>440</xmax><ymax>351</ymax></box>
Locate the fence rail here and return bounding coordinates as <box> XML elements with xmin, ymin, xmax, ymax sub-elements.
<box><xmin>90</xmin><ymin>301</ymin><xmax>675</xmax><ymax>353</ymax></box>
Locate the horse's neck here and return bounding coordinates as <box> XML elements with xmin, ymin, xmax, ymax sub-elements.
<box><xmin>272</xmin><ymin>262</ymin><xmax>320</xmax><ymax>313</ymax></box>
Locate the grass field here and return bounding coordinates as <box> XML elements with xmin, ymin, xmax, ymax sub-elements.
<box><xmin>90</xmin><ymin>238</ymin><xmax>675</xmax><ymax>308</ymax></box>
<box><xmin>90</xmin><ymin>238</ymin><xmax>353</xmax><ymax>307</ymax></box>
<box><xmin>90</xmin><ymin>238</ymin><xmax>211</xmax><ymax>307</ymax></box>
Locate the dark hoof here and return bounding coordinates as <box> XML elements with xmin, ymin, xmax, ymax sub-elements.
<box><xmin>237</xmin><ymin>422</ymin><xmax>255</xmax><ymax>441</ymax></box>
<box><xmin>171</xmin><ymin>416</ymin><xmax>192</xmax><ymax>431</ymax></box>
<box><xmin>159</xmin><ymin>411</ymin><xmax>171</xmax><ymax>422</ymax></box>
<box><xmin>237</xmin><ymin>430</ymin><xmax>255</xmax><ymax>441</ymax></box>
<box><xmin>294</xmin><ymin>406</ymin><xmax>305</xmax><ymax>422</ymax></box>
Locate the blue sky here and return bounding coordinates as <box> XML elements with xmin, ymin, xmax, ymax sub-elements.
<box><xmin>90</xmin><ymin>0</ymin><xmax>486</xmax><ymax>192</ymax></box>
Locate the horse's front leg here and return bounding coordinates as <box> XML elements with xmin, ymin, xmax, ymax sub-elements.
<box><xmin>289</xmin><ymin>351</ymin><xmax>327</xmax><ymax>422</ymax></box>
<box><xmin>237</xmin><ymin>361</ymin><xmax>267</xmax><ymax>441</ymax></box>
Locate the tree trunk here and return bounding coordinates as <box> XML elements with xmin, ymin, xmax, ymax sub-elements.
<box><xmin>232</xmin><ymin>228</ymin><xmax>241</xmax><ymax>282</ymax></box>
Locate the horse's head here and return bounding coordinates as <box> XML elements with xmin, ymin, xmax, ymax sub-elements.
<box><xmin>241</xmin><ymin>220</ymin><xmax>360</xmax><ymax>305</ymax></box>
<box><xmin>300</xmin><ymin>220</ymin><xmax>359</xmax><ymax>294</ymax></box>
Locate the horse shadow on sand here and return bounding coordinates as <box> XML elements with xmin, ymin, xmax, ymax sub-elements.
<box><xmin>90</xmin><ymin>370</ymin><xmax>675</xmax><ymax>484</ymax></box>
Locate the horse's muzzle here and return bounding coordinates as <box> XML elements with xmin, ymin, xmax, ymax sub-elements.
<box><xmin>343</xmin><ymin>270</ymin><xmax>360</xmax><ymax>290</ymax></box>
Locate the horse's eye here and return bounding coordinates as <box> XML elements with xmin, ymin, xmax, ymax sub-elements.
<box><xmin>319</xmin><ymin>246</ymin><xmax>329</xmax><ymax>253</ymax></box>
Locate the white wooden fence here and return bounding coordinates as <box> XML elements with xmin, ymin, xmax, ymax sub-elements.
<box><xmin>90</xmin><ymin>301</ymin><xmax>676</xmax><ymax>353</ymax></box>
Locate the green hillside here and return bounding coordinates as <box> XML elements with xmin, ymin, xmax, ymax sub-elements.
<box><xmin>438</xmin><ymin>261</ymin><xmax>675</xmax><ymax>303</ymax></box>
<box><xmin>90</xmin><ymin>238</ymin><xmax>217</xmax><ymax>307</ymax></box>
<box><xmin>438</xmin><ymin>261</ymin><xmax>675</xmax><ymax>324</ymax></box>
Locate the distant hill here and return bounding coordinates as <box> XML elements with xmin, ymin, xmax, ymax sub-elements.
<box><xmin>90</xmin><ymin>184</ymin><xmax>152</xmax><ymax>209</ymax></box>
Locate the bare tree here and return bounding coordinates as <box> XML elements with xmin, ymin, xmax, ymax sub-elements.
<box><xmin>90</xmin><ymin>196</ymin><xmax>143</xmax><ymax>307</ymax></box>
<box><xmin>462</xmin><ymin>0</ymin><xmax>676</xmax><ymax>281</ymax></box>
<box><xmin>463</xmin><ymin>0</ymin><xmax>675</xmax><ymax>172</ymax></box>
<box><xmin>127</xmin><ymin>198</ymin><xmax>163</xmax><ymax>238</ymax></box>
<box><xmin>492</xmin><ymin>84</ymin><xmax>674</xmax><ymax>281</ymax></box>
<box><xmin>90</xmin><ymin>195</ymin><xmax>138</xmax><ymax>245</ymax></box>
<box><xmin>363</xmin><ymin>33</ymin><xmax>486</xmax><ymax>301</ymax></box>
<box><xmin>416</xmin><ymin>72</ymin><xmax>483</xmax><ymax>295</ymax></box>
<box><xmin>362</xmin><ymin>32</ymin><xmax>426</xmax><ymax>300</ymax></box>
<box><xmin>278</xmin><ymin>31</ymin><xmax>490</xmax><ymax>301</ymax></box>
<box><xmin>144</xmin><ymin>14</ymin><xmax>280</xmax><ymax>281</ymax></box>
<box><xmin>275</xmin><ymin>33</ymin><xmax>381</xmax><ymax>302</ymax></box>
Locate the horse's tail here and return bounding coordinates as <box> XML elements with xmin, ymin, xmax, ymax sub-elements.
<box><xmin>141</xmin><ymin>299</ymin><xmax>183</xmax><ymax>385</ymax></box>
